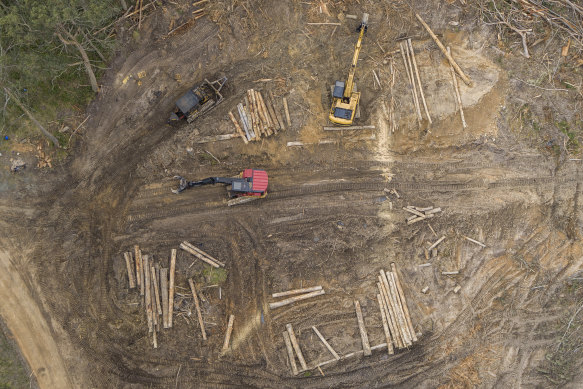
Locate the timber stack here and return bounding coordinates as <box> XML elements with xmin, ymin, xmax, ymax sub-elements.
<box><xmin>375</xmin><ymin>263</ymin><xmax>420</xmax><ymax>352</ymax></box>
<box><xmin>121</xmin><ymin>243</ymin><xmax>232</xmax><ymax>350</ymax></box>
<box><xmin>228</xmin><ymin>89</ymin><xmax>287</xmax><ymax>143</ymax></box>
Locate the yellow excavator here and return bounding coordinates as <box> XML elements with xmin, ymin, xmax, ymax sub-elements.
<box><xmin>329</xmin><ymin>13</ymin><xmax>369</xmax><ymax>126</ymax></box>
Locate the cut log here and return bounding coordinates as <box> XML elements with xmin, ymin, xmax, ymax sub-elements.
<box><xmin>382</xmin><ymin>270</ymin><xmax>411</xmax><ymax>346</ymax></box>
<box><xmin>415</xmin><ymin>13</ymin><xmax>473</xmax><ymax>86</ymax></box>
<box><xmin>268</xmin><ymin>91</ymin><xmax>286</xmax><ymax>131</ymax></box>
<box><xmin>391</xmin><ymin>263</ymin><xmax>418</xmax><ymax>342</ymax></box>
<box><xmin>150</xmin><ymin>269</ymin><xmax>158</xmax><ymax>330</ymax></box>
<box><xmin>421</xmin><ymin>286</ymin><xmax>429</xmax><ymax>294</ymax></box>
<box><xmin>427</xmin><ymin>236</ymin><xmax>445</xmax><ymax>251</ymax></box>
<box><xmin>286</xmin><ymin>324</ymin><xmax>308</xmax><ymax>370</ymax></box>
<box><xmin>222</xmin><ymin>314</ymin><xmax>235</xmax><ymax>352</ymax></box>
<box><xmin>151</xmin><ymin>266</ymin><xmax>162</xmax><ymax>316</ymax></box>
<box><xmin>180</xmin><ymin>242</ymin><xmax>220</xmax><ymax>268</ymax></box>
<box><xmin>181</xmin><ymin>241</ymin><xmax>225</xmax><ymax>267</ymax></box>
<box><xmin>388</xmin><ymin>271</ymin><xmax>413</xmax><ymax>346</ymax></box>
<box><xmin>249</xmin><ymin>90</ymin><xmax>261</xmax><ymax>139</ymax></box>
<box><xmin>463</xmin><ymin>236</ymin><xmax>486</xmax><ymax>247</ymax></box>
<box><xmin>354</xmin><ymin>300</ymin><xmax>372</xmax><ymax>356</ymax></box>
<box><xmin>407</xmin><ymin>215</ymin><xmax>434</xmax><ymax>225</ymax></box>
<box><xmin>378</xmin><ymin>279</ymin><xmax>403</xmax><ymax>348</ymax></box>
<box><xmin>442</xmin><ymin>271</ymin><xmax>459</xmax><ymax>275</ymax></box>
<box><xmin>255</xmin><ymin>90</ymin><xmax>271</xmax><ymax>135</ymax></box>
<box><xmin>376</xmin><ymin>293</ymin><xmax>394</xmax><ymax>355</ymax></box>
<box><xmin>143</xmin><ymin>255</ymin><xmax>153</xmax><ymax>333</ymax></box>
<box><xmin>195</xmin><ymin>134</ymin><xmax>238</xmax><ymax>144</ymax></box>
<box><xmin>312</xmin><ymin>326</ymin><xmax>340</xmax><ymax>360</ymax></box>
<box><xmin>188</xmin><ymin>278</ymin><xmax>207</xmax><ymax>340</ymax></box>
<box><xmin>272</xmin><ymin>286</ymin><xmax>322</xmax><ymax>298</ymax></box>
<box><xmin>283</xmin><ymin>97</ymin><xmax>291</xmax><ymax>127</ymax></box>
<box><xmin>447</xmin><ymin>46</ymin><xmax>467</xmax><ymax>129</ymax></box>
<box><xmin>264</xmin><ymin>92</ymin><xmax>281</xmax><ymax>132</ymax></box>
<box><xmin>160</xmin><ymin>268</ymin><xmax>169</xmax><ymax>328</ymax></box>
<box><xmin>268</xmin><ymin>290</ymin><xmax>325</xmax><ymax>309</ymax></box>
<box><xmin>283</xmin><ymin>331</ymin><xmax>299</xmax><ymax>375</ymax></box>
<box><xmin>168</xmin><ymin>249</ymin><xmax>177</xmax><ymax>328</ymax></box>
<box><xmin>237</xmin><ymin>103</ymin><xmax>252</xmax><ymax>140</ymax></box>
<box><xmin>323</xmin><ymin>125</ymin><xmax>376</xmax><ymax>131</ymax></box>
<box><xmin>134</xmin><ymin>245</ymin><xmax>142</xmax><ymax>288</ymax></box>
<box><xmin>403</xmin><ymin>207</ymin><xmax>426</xmax><ymax>217</ymax></box>
<box><xmin>454</xmin><ymin>285</ymin><xmax>461</xmax><ymax>293</ymax></box>
<box><xmin>124</xmin><ymin>252</ymin><xmax>136</xmax><ymax>288</ymax></box>
<box><xmin>408</xmin><ymin>38</ymin><xmax>432</xmax><ymax>124</ymax></box>
<box><xmin>229</xmin><ymin>111</ymin><xmax>248</xmax><ymax>144</ymax></box>
<box><xmin>403</xmin><ymin>41</ymin><xmax>423</xmax><ymax>122</ymax></box>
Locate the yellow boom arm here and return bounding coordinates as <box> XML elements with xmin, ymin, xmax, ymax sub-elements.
<box><xmin>329</xmin><ymin>13</ymin><xmax>369</xmax><ymax>125</ymax></box>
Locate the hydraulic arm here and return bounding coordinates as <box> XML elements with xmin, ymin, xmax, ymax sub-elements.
<box><xmin>329</xmin><ymin>13</ymin><xmax>369</xmax><ymax>126</ymax></box>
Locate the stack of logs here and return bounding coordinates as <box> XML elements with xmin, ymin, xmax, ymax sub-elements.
<box><xmin>123</xmin><ymin>244</ymin><xmax>235</xmax><ymax>351</ymax></box>
<box><xmin>376</xmin><ymin>263</ymin><xmax>419</xmax><ymax>354</ymax></box>
<box><xmin>282</xmin><ymin>263</ymin><xmax>419</xmax><ymax>376</ymax></box>
<box><xmin>228</xmin><ymin>89</ymin><xmax>291</xmax><ymax>143</ymax></box>
<box><xmin>123</xmin><ymin>246</ymin><xmax>177</xmax><ymax>349</ymax></box>
<box><xmin>403</xmin><ymin>205</ymin><xmax>442</xmax><ymax>225</ymax></box>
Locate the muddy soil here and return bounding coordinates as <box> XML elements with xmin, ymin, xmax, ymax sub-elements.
<box><xmin>0</xmin><ymin>0</ymin><xmax>582</xmax><ymax>388</ymax></box>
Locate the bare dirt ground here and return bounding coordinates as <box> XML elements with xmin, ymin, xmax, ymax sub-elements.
<box><xmin>0</xmin><ymin>0</ymin><xmax>582</xmax><ymax>387</ymax></box>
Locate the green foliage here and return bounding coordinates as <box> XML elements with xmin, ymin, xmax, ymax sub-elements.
<box><xmin>202</xmin><ymin>266</ymin><xmax>228</xmax><ymax>284</ymax></box>
<box><xmin>0</xmin><ymin>0</ymin><xmax>123</xmax><ymax>137</ymax></box>
<box><xmin>557</xmin><ymin>120</ymin><xmax>581</xmax><ymax>152</ymax></box>
<box><xmin>0</xmin><ymin>328</ymin><xmax>29</xmax><ymax>388</ymax></box>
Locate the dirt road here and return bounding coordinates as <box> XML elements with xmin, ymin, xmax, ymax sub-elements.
<box><xmin>0</xmin><ymin>249</ymin><xmax>73</xmax><ymax>388</ymax></box>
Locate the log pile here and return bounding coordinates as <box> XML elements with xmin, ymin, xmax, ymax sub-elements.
<box><xmin>375</xmin><ymin>263</ymin><xmax>419</xmax><ymax>352</ymax></box>
<box><xmin>403</xmin><ymin>205</ymin><xmax>442</xmax><ymax>225</ymax></box>
<box><xmin>281</xmin><ymin>265</ymin><xmax>421</xmax><ymax>375</ymax></box>
<box><xmin>123</xmin><ymin>246</ymin><xmax>175</xmax><ymax>348</ymax></box>
<box><xmin>229</xmin><ymin>89</ymin><xmax>287</xmax><ymax>143</ymax></box>
<box><xmin>122</xmin><ymin>244</ymin><xmax>227</xmax><ymax>348</ymax></box>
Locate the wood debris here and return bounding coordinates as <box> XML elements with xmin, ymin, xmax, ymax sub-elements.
<box><xmin>415</xmin><ymin>13</ymin><xmax>473</xmax><ymax>86</ymax></box>
<box><xmin>464</xmin><ymin>236</ymin><xmax>486</xmax><ymax>247</ymax></box>
<box><xmin>405</xmin><ymin>205</ymin><xmax>442</xmax><ymax>225</ymax></box>
<box><xmin>229</xmin><ymin>89</ymin><xmax>286</xmax><ymax>142</ymax></box>
<box><xmin>447</xmin><ymin>46</ymin><xmax>467</xmax><ymax>129</ymax></box>
<box><xmin>124</xmin><ymin>252</ymin><xmax>136</xmax><ymax>288</ymax></box>
<box><xmin>407</xmin><ymin>39</ymin><xmax>432</xmax><ymax>124</ymax></box>
<box><xmin>188</xmin><ymin>278</ymin><xmax>207</xmax><ymax>340</ymax></box>
<box><xmin>222</xmin><ymin>314</ymin><xmax>235</xmax><ymax>352</ymax></box>
<box><xmin>36</xmin><ymin>144</ymin><xmax>53</xmax><ymax>168</ymax></box>
<box><xmin>312</xmin><ymin>326</ymin><xmax>340</xmax><ymax>360</ymax></box>
<box><xmin>180</xmin><ymin>241</ymin><xmax>225</xmax><ymax>268</ymax></box>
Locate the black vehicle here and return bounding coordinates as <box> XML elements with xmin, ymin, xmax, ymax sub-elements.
<box><xmin>168</xmin><ymin>77</ymin><xmax>227</xmax><ymax>123</ymax></box>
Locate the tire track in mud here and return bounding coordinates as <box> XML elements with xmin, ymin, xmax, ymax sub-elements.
<box><xmin>126</xmin><ymin>175</ymin><xmax>578</xmax><ymax>224</ymax></box>
<box><xmin>135</xmin><ymin>156</ymin><xmax>553</xmax><ymax>199</ymax></box>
